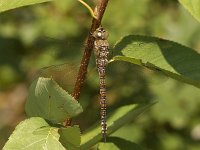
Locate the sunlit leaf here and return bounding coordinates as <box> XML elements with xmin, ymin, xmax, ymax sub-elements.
<box><xmin>59</xmin><ymin>126</ymin><xmax>81</xmax><ymax>150</ymax></box>
<box><xmin>25</xmin><ymin>77</ymin><xmax>83</xmax><ymax>123</ymax></box>
<box><xmin>178</xmin><ymin>0</ymin><xmax>200</xmax><ymax>23</ymax></box>
<box><xmin>0</xmin><ymin>0</ymin><xmax>52</xmax><ymax>12</ymax></box>
<box><xmin>3</xmin><ymin>117</ymin><xmax>65</xmax><ymax>150</ymax></box>
<box><xmin>112</xmin><ymin>35</ymin><xmax>200</xmax><ymax>88</ymax></box>
<box><xmin>80</xmin><ymin>102</ymin><xmax>155</xmax><ymax>150</ymax></box>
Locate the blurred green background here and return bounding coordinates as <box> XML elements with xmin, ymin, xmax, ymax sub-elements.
<box><xmin>1</xmin><ymin>0</ymin><xmax>200</xmax><ymax>149</ymax></box>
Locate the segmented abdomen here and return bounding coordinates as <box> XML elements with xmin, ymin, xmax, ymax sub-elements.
<box><xmin>93</xmin><ymin>27</ymin><xmax>109</xmax><ymax>142</ymax></box>
<box><xmin>97</xmin><ymin>60</ymin><xmax>107</xmax><ymax>141</ymax></box>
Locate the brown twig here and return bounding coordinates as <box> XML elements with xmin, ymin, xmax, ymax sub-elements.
<box><xmin>64</xmin><ymin>0</ymin><xmax>109</xmax><ymax>126</ymax></box>
<box><xmin>71</xmin><ymin>0</ymin><xmax>110</xmax><ymax>100</ymax></box>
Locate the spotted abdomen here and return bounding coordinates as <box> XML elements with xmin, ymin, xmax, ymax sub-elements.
<box><xmin>92</xmin><ymin>27</ymin><xmax>109</xmax><ymax>142</ymax></box>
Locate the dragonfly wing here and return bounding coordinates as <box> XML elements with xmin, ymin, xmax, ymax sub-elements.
<box><xmin>36</xmin><ymin>62</ymin><xmax>97</xmax><ymax>94</ymax></box>
<box><xmin>37</xmin><ymin>63</ymin><xmax>80</xmax><ymax>93</ymax></box>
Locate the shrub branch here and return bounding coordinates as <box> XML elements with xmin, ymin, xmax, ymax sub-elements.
<box><xmin>71</xmin><ymin>0</ymin><xmax>110</xmax><ymax>100</ymax></box>
<box><xmin>64</xmin><ymin>0</ymin><xmax>110</xmax><ymax>126</ymax></box>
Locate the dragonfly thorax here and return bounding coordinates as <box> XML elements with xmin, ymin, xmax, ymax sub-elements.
<box><xmin>99</xmin><ymin>50</ymin><xmax>109</xmax><ymax>57</ymax></box>
<box><xmin>94</xmin><ymin>39</ymin><xmax>109</xmax><ymax>60</ymax></box>
<box><xmin>92</xmin><ymin>27</ymin><xmax>109</xmax><ymax>40</ymax></box>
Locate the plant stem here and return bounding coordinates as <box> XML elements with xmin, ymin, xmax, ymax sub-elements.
<box><xmin>71</xmin><ymin>0</ymin><xmax>110</xmax><ymax>100</ymax></box>
<box><xmin>64</xmin><ymin>0</ymin><xmax>110</xmax><ymax>126</ymax></box>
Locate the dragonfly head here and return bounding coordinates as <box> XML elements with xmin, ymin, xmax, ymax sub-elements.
<box><xmin>93</xmin><ymin>27</ymin><xmax>109</xmax><ymax>40</ymax></box>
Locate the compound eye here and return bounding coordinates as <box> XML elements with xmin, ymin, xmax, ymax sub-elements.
<box><xmin>97</xmin><ymin>32</ymin><xmax>102</xmax><ymax>37</ymax></box>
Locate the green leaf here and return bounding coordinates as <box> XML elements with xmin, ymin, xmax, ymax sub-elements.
<box><xmin>25</xmin><ymin>77</ymin><xmax>83</xmax><ymax>124</ymax></box>
<box><xmin>0</xmin><ymin>0</ymin><xmax>52</xmax><ymax>13</ymax></box>
<box><xmin>112</xmin><ymin>35</ymin><xmax>200</xmax><ymax>88</ymax></box>
<box><xmin>178</xmin><ymin>0</ymin><xmax>200</xmax><ymax>23</ymax></box>
<box><xmin>80</xmin><ymin>102</ymin><xmax>155</xmax><ymax>150</ymax></box>
<box><xmin>59</xmin><ymin>126</ymin><xmax>81</xmax><ymax>150</ymax></box>
<box><xmin>3</xmin><ymin>117</ymin><xmax>65</xmax><ymax>150</ymax></box>
<box><xmin>98</xmin><ymin>137</ymin><xmax>144</xmax><ymax>150</ymax></box>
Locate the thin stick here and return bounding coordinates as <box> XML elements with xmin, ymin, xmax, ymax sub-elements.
<box><xmin>64</xmin><ymin>0</ymin><xmax>110</xmax><ymax>126</ymax></box>
<box><xmin>71</xmin><ymin>0</ymin><xmax>110</xmax><ymax>100</ymax></box>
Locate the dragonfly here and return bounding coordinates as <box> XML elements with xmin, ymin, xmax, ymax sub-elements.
<box><xmin>34</xmin><ymin>27</ymin><xmax>110</xmax><ymax>141</ymax></box>
<box><xmin>34</xmin><ymin>27</ymin><xmax>168</xmax><ymax>142</ymax></box>
<box><xmin>92</xmin><ymin>27</ymin><xmax>109</xmax><ymax>142</ymax></box>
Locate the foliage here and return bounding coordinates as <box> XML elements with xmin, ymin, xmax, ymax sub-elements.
<box><xmin>0</xmin><ymin>0</ymin><xmax>52</xmax><ymax>12</ymax></box>
<box><xmin>25</xmin><ymin>77</ymin><xmax>83</xmax><ymax>123</ymax></box>
<box><xmin>3</xmin><ymin>117</ymin><xmax>80</xmax><ymax>150</ymax></box>
<box><xmin>80</xmin><ymin>103</ymin><xmax>154</xmax><ymax>149</ymax></box>
<box><xmin>112</xmin><ymin>35</ymin><xmax>200</xmax><ymax>88</ymax></box>
<box><xmin>98</xmin><ymin>137</ymin><xmax>144</xmax><ymax>150</ymax></box>
<box><xmin>1</xmin><ymin>0</ymin><xmax>200</xmax><ymax>150</ymax></box>
<box><xmin>178</xmin><ymin>0</ymin><xmax>200</xmax><ymax>22</ymax></box>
